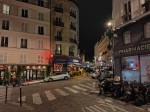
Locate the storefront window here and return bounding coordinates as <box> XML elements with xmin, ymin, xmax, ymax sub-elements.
<box><xmin>140</xmin><ymin>55</ymin><xmax>150</xmax><ymax>84</ymax></box>
<box><xmin>121</xmin><ymin>56</ymin><xmax>140</xmax><ymax>82</ymax></box>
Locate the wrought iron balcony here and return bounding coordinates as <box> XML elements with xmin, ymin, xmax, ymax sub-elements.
<box><xmin>69</xmin><ymin>51</ymin><xmax>74</xmax><ymax>56</ymax></box>
<box><xmin>53</xmin><ymin>21</ymin><xmax>64</xmax><ymax>27</ymax></box>
<box><xmin>68</xmin><ymin>0</ymin><xmax>78</xmax><ymax>7</ymax></box>
<box><xmin>55</xmin><ymin>36</ymin><xmax>62</xmax><ymax>41</ymax></box>
<box><xmin>54</xmin><ymin>7</ymin><xmax>63</xmax><ymax>13</ymax></box>
<box><xmin>70</xmin><ymin>12</ymin><xmax>76</xmax><ymax>19</ymax></box>
<box><xmin>16</xmin><ymin>0</ymin><xmax>50</xmax><ymax>8</ymax></box>
<box><xmin>70</xmin><ymin>25</ymin><xmax>76</xmax><ymax>31</ymax></box>
<box><xmin>70</xmin><ymin>38</ymin><xmax>77</xmax><ymax>44</ymax></box>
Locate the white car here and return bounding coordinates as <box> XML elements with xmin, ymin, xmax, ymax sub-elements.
<box><xmin>44</xmin><ymin>72</ymin><xmax>70</xmax><ymax>82</ymax></box>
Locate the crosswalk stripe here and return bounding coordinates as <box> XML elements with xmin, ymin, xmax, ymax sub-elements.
<box><xmin>72</xmin><ymin>85</ymin><xmax>87</xmax><ymax>91</ymax></box>
<box><xmin>94</xmin><ymin>105</ymin><xmax>107</xmax><ymax>112</ymax></box>
<box><xmin>90</xmin><ymin>106</ymin><xmax>102</xmax><ymax>112</ymax></box>
<box><xmin>32</xmin><ymin>93</ymin><xmax>42</xmax><ymax>105</ymax></box>
<box><xmin>45</xmin><ymin>90</ymin><xmax>56</xmax><ymax>101</ymax></box>
<box><xmin>18</xmin><ymin>96</ymin><xmax>26</xmax><ymax>102</ymax></box>
<box><xmin>64</xmin><ymin>87</ymin><xmax>79</xmax><ymax>93</ymax></box>
<box><xmin>79</xmin><ymin>84</ymin><xmax>93</xmax><ymax>89</ymax></box>
<box><xmin>55</xmin><ymin>89</ymin><xmax>69</xmax><ymax>96</ymax></box>
<box><xmin>86</xmin><ymin>83</ymin><xmax>93</xmax><ymax>86</ymax></box>
<box><xmin>85</xmin><ymin>107</ymin><xmax>95</xmax><ymax>112</ymax></box>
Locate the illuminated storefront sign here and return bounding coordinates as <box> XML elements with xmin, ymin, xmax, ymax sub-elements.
<box><xmin>119</xmin><ymin>44</ymin><xmax>150</xmax><ymax>55</ymax></box>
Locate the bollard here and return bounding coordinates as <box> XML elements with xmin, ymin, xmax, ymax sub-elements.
<box><xmin>5</xmin><ymin>85</ymin><xmax>8</xmax><ymax>104</ymax></box>
<box><xmin>20</xmin><ymin>86</ymin><xmax>22</xmax><ymax>107</ymax></box>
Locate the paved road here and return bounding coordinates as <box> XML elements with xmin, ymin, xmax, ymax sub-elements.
<box><xmin>0</xmin><ymin>86</ymin><xmax>12</xmax><ymax>102</ymax></box>
<box><xmin>3</xmin><ymin>77</ymin><xmax>149</xmax><ymax>112</ymax></box>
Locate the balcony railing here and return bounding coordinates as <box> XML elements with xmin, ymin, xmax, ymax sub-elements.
<box><xmin>70</xmin><ymin>12</ymin><xmax>76</xmax><ymax>19</ymax></box>
<box><xmin>70</xmin><ymin>38</ymin><xmax>77</xmax><ymax>44</ymax></box>
<box><xmin>55</xmin><ymin>36</ymin><xmax>62</xmax><ymax>41</ymax></box>
<box><xmin>54</xmin><ymin>7</ymin><xmax>63</xmax><ymax>13</ymax></box>
<box><xmin>69</xmin><ymin>51</ymin><xmax>74</xmax><ymax>56</ymax></box>
<box><xmin>68</xmin><ymin>0</ymin><xmax>78</xmax><ymax>7</ymax></box>
<box><xmin>70</xmin><ymin>25</ymin><xmax>76</xmax><ymax>31</ymax></box>
<box><xmin>53</xmin><ymin>21</ymin><xmax>64</xmax><ymax>27</ymax></box>
<box><xmin>16</xmin><ymin>0</ymin><xmax>50</xmax><ymax>8</ymax></box>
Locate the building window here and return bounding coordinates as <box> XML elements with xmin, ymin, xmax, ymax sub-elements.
<box><xmin>1</xmin><ymin>37</ymin><xmax>8</xmax><ymax>47</ymax></box>
<box><xmin>38</xmin><ymin>26</ymin><xmax>44</xmax><ymax>35</ymax></box>
<box><xmin>20</xmin><ymin>54</ymin><xmax>26</xmax><ymax>64</ymax></box>
<box><xmin>144</xmin><ymin>22</ymin><xmax>150</xmax><ymax>38</ymax></box>
<box><xmin>123</xmin><ymin>31</ymin><xmax>131</xmax><ymax>44</ymax></box>
<box><xmin>38</xmin><ymin>55</ymin><xmax>43</xmax><ymax>63</ymax></box>
<box><xmin>21</xmin><ymin>22</ymin><xmax>28</xmax><ymax>32</ymax></box>
<box><xmin>38</xmin><ymin>40</ymin><xmax>44</xmax><ymax>49</ymax></box>
<box><xmin>56</xmin><ymin>44</ymin><xmax>61</xmax><ymax>55</ymax></box>
<box><xmin>21</xmin><ymin>39</ymin><xmax>27</xmax><ymax>48</ymax></box>
<box><xmin>2</xmin><ymin>20</ymin><xmax>9</xmax><ymax>30</ymax></box>
<box><xmin>38</xmin><ymin>0</ymin><xmax>44</xmax><ymax>7</ymax></box>
<box><xmin>3</xmin><ymin>4</ymin><xmax>10</xmax><ymax>14</ymax></box>
<box><xmin>122</xmin><ymin>1</ymin><xmax>131</xmax><ymax>22</ymax></box>
<box><xmin>21</xmin><ymin>9</ymin><xmax>28</xmax><ymax>18</ymax></box>
<box><xmin>38</xmin><ymin>13</ymin><xmax>44</xmax><ymax>21</ymax></box>
<box><xmin>0</xmin><ymin>53</ymin><xmax>7</xmax><ymax>63</ymax></box>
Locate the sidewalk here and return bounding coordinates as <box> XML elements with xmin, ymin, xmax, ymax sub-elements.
<box><xmin>22</xmin><ymin>80</ymin><xmax>44</xmax><ymax>86</ymax></box>
<box><xmin>0</xmin><ymin>102</ymin><xmax>35</xmax><ymax>112</ymax></box>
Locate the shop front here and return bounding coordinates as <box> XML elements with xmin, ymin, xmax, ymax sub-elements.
<box><xmin>114</xmin><ymin>43</ymin><xmax>150</xmax><ymax>84</ymax></box>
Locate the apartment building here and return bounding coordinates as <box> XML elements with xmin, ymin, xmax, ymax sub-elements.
<box><xmin>0</xmin><ymin>0</ymin><xmax>50</xmax><ymax>84</ymax></box>
<box><xmin>50</xmin><ymin>0</ymin><xmax>80</xmax><ymax>72</ymax></box>
<box><xmin>112</xmin><ymin>0</ymin><xmax>150</xmax><ymax>83</ymax></box>
<box><xmin>94</xmin><ymin>36</ymin><xmax>112</xmax><ymax>67</ymax></box>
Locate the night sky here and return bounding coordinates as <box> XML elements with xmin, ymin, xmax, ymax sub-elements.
<box><xmin>78</xmin><ymin>1</ymin><xmax>112</xmax><ymax>61</ymax></box>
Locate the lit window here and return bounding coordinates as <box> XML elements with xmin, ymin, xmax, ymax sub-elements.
<box><xmin>3</xmin><ymin>4</ymin><xmax>10</xmax><ymax>14</ymax></box>
<box><xmin>55</xmin><ymin>44</ymin><xmax>61</xmax><ymax>55</ymax></box>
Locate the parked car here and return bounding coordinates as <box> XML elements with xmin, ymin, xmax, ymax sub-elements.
<box><xmin>44</xmin><ymin>72</ymin><xmax>70</xmax><ymax>82</ymax></box>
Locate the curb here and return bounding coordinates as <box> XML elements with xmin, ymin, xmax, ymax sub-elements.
<box><xmin>22</xmin><ymin>80</ymin><xmax>44</xmax><ymax>86</ymax></box>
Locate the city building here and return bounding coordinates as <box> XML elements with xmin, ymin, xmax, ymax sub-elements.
<box><xmin>50</xmin><ymin>0</ymin><xmax>80</xmax><ymax>72</ymax></box>
<box><xmin>94</xmin><ymin>36</ymin><xmax>112</xmax><ymax>67</ymax></box>
<box><xmin>112</xmin><ymin>0</ymin><xmax>150</xmax><ymax>83</ymax></box>
<box><xmin>0</xmin><ymin>0</ymin><xmax>51</xmax><ymax>84</ymax></box>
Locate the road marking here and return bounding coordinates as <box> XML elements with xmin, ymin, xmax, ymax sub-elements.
<box><xmin>18</xmin><ymin>96</ymin><xmax>26</xmax><ymax>102</ymax></box>
<box><xmin>79</xmin><ymin>84</ymin><xmax>93</xmax><ymax>89</ymax></box>
<box><xmin>86</xmin><ymin>83</ymin><xmax>93</xmax><ymax>86</ymax></box>
<box><xmin>45</xmin><ymin>90</ymin><xmax>56</xmax><ymax>101</ymax></box>
<box><xmin>72</xmin><ymin>85</ymin><xmax>87</xmax><ymax>91</ymax></box>
<box><xmin>90</xmin><ymin>105</ymin><xmax>103</xmax><ymax>112</ymax></box>
<box><xmin>85</xmin><ymin>107</ymin><xmax>95</xmax><ymax>112</ymax></box>
<box><xmin>94</xmin><ymin>105</ymin><xmax>107</xmax><ymax>112</ymax></box>
<box><xmin>64</xmin><ymin>87</ymin><xmax>79</xmax><ymax>93</ymax></box>
<box><xmin>55</xmin><ymin>89</ymin><xmax>69</xmax><ymax>96</ymax></box>
<box><xmin>32</xmin><ymin>93</ymin><xmax>42</xmax><ymax>105</ymax></box>
<box><xmin>133</xmin><ymin>106</ymin><xmax>145</xmax><ymax>111</ymax></box>
<box><xmin>104</xmin><ymin>99</ymin><xmax>113</xmax><ymax>103</ymax></box>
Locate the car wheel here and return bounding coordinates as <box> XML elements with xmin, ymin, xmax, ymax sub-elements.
<box><xmin>64</xmin><ymin>76</ymin><xmax>68</xmax><ymax>80</ymax></box>
<box><xmin>49</xmin><ymin>78</ymin><xmax>53</xmax><ymax>82</ymax></box>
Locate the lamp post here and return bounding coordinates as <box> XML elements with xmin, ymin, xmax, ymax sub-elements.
<box><xmin>106</xmin><ymin>21</ymin><xmax>114</xmax><ymax>77</ymax></box>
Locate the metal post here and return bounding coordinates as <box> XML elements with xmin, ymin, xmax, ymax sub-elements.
<box><xmin>20</xmin><ymin>86</ymin><xmax>22</xmax><ymax>107</ymax></box>
<box><xmin>5</xmin><ymin>85</ymin><xmax>8</xmax><ymax>103</ymax></box>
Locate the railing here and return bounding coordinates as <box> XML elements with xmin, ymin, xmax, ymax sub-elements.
<box><xmin>53</xmin><ymin>21</ymin><xmax>64</xmax><ymax>27</ymax></box>
<box><xmin>55</xmin><ymin>36</ymin><xmax>62</xmax><ymax>41</ymax></box>
<box><xmin>54</xmin><ymin>7</ymin><xmax>63</xmax><ymax>13</ymax></box>
<box><xmin>68</xmin><ymin>0</ymin><xmax>78</xmax><ymax>7</ymax></box>
<box><xmin>70</xmin><ymin>12</ymin><xmax>76</xmax><ymax>19</ymax></box>
<box><xmin>16</xmin><ymin>0</ymin><xmax>50</xmax><ymax>8</ymax></box>
<box><xmin>70</xmin><ymin>38</ymin><xmax>77</xmax><ymax>44</ymax></box>
<box><xmin>70</xmin><ymin>25</ymin><xmax>76</xmax><ymax>31</ymax></box>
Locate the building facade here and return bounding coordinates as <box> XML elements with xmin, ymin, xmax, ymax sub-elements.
<box><xmin>0</xmin><ymin>0</ymin><xmax>51</xmax><ymax>84</ymax></box>
<box><xmin>112</xmin><ymin>0</ymin><xmax>150</xmax><ymax>83</ymax></box>
<box><xmin>94</xmin><ymin>36</ymin><xmax>112</xmax><ymax>67</ymax></box>
<box><xmin>50</xmin><ymin>0</ymin><xmax>80</xmax><ymax>72</ymax></box>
